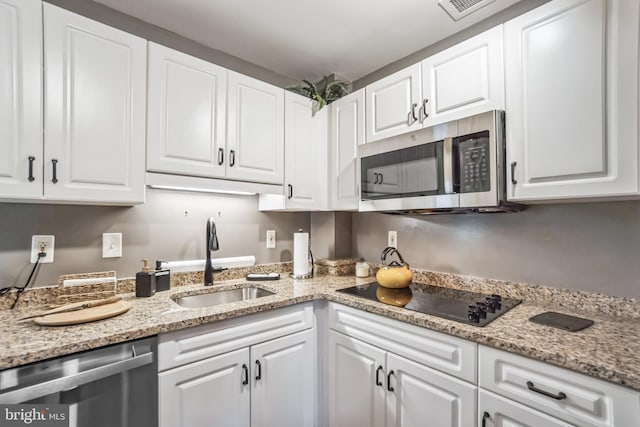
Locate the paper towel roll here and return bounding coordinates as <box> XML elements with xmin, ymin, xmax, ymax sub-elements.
<box><xmin>293</xmin><ymin>232</ymin><xmax>309</xmax><ymax>276</ymax></box>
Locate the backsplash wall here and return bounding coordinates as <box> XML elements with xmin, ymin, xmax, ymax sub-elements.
<box><xmin>353</xmin><ymin>201</ymin><xmax>640</xmax><ymax>298</ymax></box>
<box><xmin>0</xmin><ymin>189</ymin><xmax>309</xmax><ymax>288</ymax></box>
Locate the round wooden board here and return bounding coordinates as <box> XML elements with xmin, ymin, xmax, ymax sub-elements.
<box><xmin>34</xmin><ymin>300</ymin><xmax>131</xmax><ymax>326</ymax></box>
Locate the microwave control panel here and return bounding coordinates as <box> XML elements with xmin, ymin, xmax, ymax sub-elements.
<box><xmin>456</xmin><ymin>131</ymin><xmax>490</xmax><ymax>193</ymax></box>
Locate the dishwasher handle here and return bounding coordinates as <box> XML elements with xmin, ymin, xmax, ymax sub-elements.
<box><xmin>0</xmin><ymin>349</ymin><xmax>154</xmax><ymax>404</ymax></box>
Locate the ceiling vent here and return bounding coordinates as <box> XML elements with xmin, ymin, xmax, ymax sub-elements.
<box><xmin>438</xmin><ymin>0</ymin><xmax>496</xmax><ymax>21</ymax></box>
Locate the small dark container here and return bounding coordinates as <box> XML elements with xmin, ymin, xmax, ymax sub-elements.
<box><xmin>155</xmin><ymin>269</ymin><xmax>170</xmax><ymax>292</ymax></box>
<box><xmin>136</xmin><ymin>271</ymin><xmax>156</xmax><ymax>297</ymax></box>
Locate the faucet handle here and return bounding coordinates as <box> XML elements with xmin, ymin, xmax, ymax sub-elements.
<box><xmin>208</xmin><ymin>218</ymin><xmax>219</xmax><ymax>251</ymax></box>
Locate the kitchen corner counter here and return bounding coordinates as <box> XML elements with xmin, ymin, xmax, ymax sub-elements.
<box><xmin>1</xmin><ymin>273</ymin><xmax>639</xmax><ymax>394</ymax></box>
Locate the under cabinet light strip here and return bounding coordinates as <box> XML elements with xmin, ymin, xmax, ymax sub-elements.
<box><xmin>148</xmin><ymin>185</ymin><xmax>256</xmax><ymax>196</ymax></box>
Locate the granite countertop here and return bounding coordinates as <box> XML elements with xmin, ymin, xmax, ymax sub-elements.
<box><xmin>1</xmin><ymin>271</ymin><xmax>639</xmax><ymax>394</ymax></box>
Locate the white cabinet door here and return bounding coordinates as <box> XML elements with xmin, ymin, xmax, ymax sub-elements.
<box><xmin>328</xmin><ymin>331</ymin><xmax>386</xmax><ymax>427</ymax></box>
<box><xmin>479</xmin><ymin>390</ymin><xmax>573</xmax><ymax>427</ymax></box>
<box><xmin>251</xmin><ymin>328</ymin><xmax>315</xmax><ymax>427</ymax></box>
<box><xmin>227</xmin><ymin>71</ymin><xmax>284</xmax><ymax>184</ymax></box>
<box><xmin>0</xmin><ymin>0</ymin><xmax>42</xmax><ymax>200</ymax></box>
<box><xmin>421</xmin><ymin>25</ymin><xmax>504</xmax><ymax>127</ymax></box>
<box><xmin>159</xmin><ymin>347</ymin><xmax>250</xmax><ymax>427</ymax></box>
<box><xmin>386</xmin><ymin>352</ymin><xmax>476</xmax><ymax>427</ymax></box>
<box><xmin>147</xmin><ymin>42</ymin><xmax>227</xmax><ymax>179</ymax></box>
<box><xmin>366</xmin><ymin>64</ymin><xmax>422</xmax><ymax>143</ymax></box>
<box><xmin>283</xmin><ymin>92</ymin><xmax>325</xmax><ymax>210</ymax></box>
<box><xmin>505</xmin><ymin>0</ymin><xmax>639</xmax><ymax>201</ymax></box>
<box><xmin>43</xmin><ymin>4</ymin><xmax>146</xmax><ymax>204</ymax></box>
<box><xmin>329</xmin><ymin>89</ymin><xmax>364</xmax><ymax>210</ymax></box>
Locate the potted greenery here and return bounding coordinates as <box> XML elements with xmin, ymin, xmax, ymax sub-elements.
<box><xmin>287</xmin><ymin>75</ymin><xmax>351</xmax><ymax>114</ymax></box>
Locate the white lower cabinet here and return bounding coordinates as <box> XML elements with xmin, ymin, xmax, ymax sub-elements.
<box><xmin>479</xmin><ymin>390</ymin><xmax>573</xmax><ymax>427</ymax></box>
<box><xmin>479</xmin><ymin>345</ymin><xmax>640</xmax><ymax>427</ymax></box>
<box><xmin>327</xmin><ymin>302</ymin><xmax>478</xmax><ymax>427</ymax></box>
<box><xmin>386</xmin><ymin>352</ymin><xmax>476</xmax><ymax>427</ymax></box>
<box><xmin>328</xmin><ymin>331</ymin><xmax>386</xmax><ymax>427</ymax></box>
<box><xmin>328</xmin><ymin>330</ymin><xmax>476</xmax><ymax>427</ymax></box>
<box><xmin>158</xmin><ymin>304</ymin><xmax>315</xmax><ymax>427</ymax></box>
<box><xmin>159</xmin><ymin>347</ymin><xmax>251</xmax><ymax>427</ymax></box>
<box><xmin>250</xmin><ymin>329</ymin><xmax>315</xmax><ymax>427</ymax></box>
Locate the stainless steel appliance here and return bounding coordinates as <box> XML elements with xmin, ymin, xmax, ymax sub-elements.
<box><xmin>338</xmin><ymin>282</ymin><xmax>521</xmax><ymax>326</ymax></box>
<box><xmin>358</xmin><ymin>110</ymin><xmax>522</xmax><ymax>213</ymax></box>
<box><xmin>0</xmin><ymin>336</ymin><xmax>157</xmax><ymax>427</ymax></box>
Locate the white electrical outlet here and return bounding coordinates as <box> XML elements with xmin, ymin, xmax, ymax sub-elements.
<box><xmin>31</xmin><ymin>235</ymin><xmax>55</xmax><ymax>263</ymax></box>
<box><xmin>102</xmin><ymin>233</ymin><xmax>123</xmax><ymax>258</ymax></box>
<box><xmin>388</xmin><ymin>230</ymin><xmax>398</xmax><ymax>248</ymax></box>
<box><xmin>266</xmin><ymin>230</ymin><xmax>276</xmax><ymax>248</ymax></box>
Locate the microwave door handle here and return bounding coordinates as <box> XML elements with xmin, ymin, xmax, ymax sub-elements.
<box><xmin>443</xmin><ymin>137</ymin><xmax>454</xmax><ymax>194</ymax></box>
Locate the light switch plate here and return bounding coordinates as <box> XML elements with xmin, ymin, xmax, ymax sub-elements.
<box><xmin>388</xmin><ymin>230</ymin><xmax>397</xmax><ymax>248</ymax></box>
<box><xmin>266</xmin><ymin>230</ymin><xmax>276</xmax><ymax>248</ymax></box>
<box><xmin>103</xmin><ymin>233</ymin><xmax>122</xmax><ymax>258</ymax></box>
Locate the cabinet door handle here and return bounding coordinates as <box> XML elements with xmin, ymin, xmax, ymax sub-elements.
<box><xmin>218</xmin><ymin>148</ymin><xmax>224</xmax><ymax>166</ymax></box>
<box><xmin>375</xmin><ymin>365</ymin><xmax>383</xmax><ymax>387</ymax></box>
<box><xmin>255</xmin><ymin>360</ymin><xmax>262</xmax><ymax>381</ymax></box>
<box><xmin>510</xmin><ymin>161</ymin><xmax>517</xmax><ymax>185</ymax></box>
<box><xmin>287</xmin><ymin>184</ymin><xmax>293</xmax><ymax>199</ymax></box>
<box><xmin>407</xmin><ymin>103</ymin><xmax>418</xmax><ymax>125</ymax></box>
<box><xmin>28</xmin><ymin>156</ymin><xmax>35</xmax><ymax>182</ymax></box>
<box><xmin>51</xmin><ymin>159</ymin><xmax>58</xmax><ymax>184</ymax></box>
<box><xmin>526</xmin><ymin>381</ymin><xmax>567</xmax><ymax>400</ymax></box>
<box><xmin>420</xmin><ymin>98</ymin><xmax>429</xmax><ymax>122</ymax></box>
<box><xmin>387</xmin><ymin>370</ymin><xmax>395</xmax><ymax>392</ymax></box>
<box><xmin>242</xmin><ymin>364</ymin><xmax>249</xmax><ymax>385</ymax></box>
<box><xmin>481</xmin><ymin>411</ymin><xmax>490</xmax><ymax>427</ymax></box>
<box><xmin>229</xmin><ymin>150</ymin><xmax>236</xmax><ymax>167</ymax></box>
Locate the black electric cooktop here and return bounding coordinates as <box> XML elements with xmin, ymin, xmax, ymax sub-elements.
<box><xmin>337</xmin><ymin>282</ymin><xmax>521</xmax><ymax>327</ymax></box>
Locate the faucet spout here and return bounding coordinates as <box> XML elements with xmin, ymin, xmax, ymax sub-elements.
<box><xmin>204</xmin><ymin>217</ymin><xmax>219</xmax><ymax>286</ymax></box>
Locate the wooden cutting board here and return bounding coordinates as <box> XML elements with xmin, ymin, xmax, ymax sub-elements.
<box><xmin>33</xmin><ymin>300</ymin><xmax>131</xmax><ymax>326</ymax></box>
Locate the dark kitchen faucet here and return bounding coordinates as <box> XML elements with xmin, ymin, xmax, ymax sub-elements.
<box><xmin>204</xmin><ymin>217</ymin><xmax>220</xmax><ymax>286</ymax></box>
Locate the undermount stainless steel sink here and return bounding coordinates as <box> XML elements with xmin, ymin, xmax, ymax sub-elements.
<box><xmin>172</xmin><ymin>285</ymin><xmax>275</xmax><ymax>309</ymax></box>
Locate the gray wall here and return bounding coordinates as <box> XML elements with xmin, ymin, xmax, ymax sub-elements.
<box><xmin>44</xmin><ymin>0</ymin><xmax>296</xmax><ymax>88</ymax></box>
<box><xmin>353</xmin><ymin>202</ymin><xmax>640</xmax><ymax>298</ymax></box>
<box><xmin>0</xmin><ymin>189</ymin><xmax>309</xmax><ymax>288</ymax></box>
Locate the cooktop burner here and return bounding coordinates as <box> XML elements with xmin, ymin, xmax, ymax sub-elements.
<box><xmin>337</xmin><ymin>282</ymin><xmax>521</xmax><ymax>326</ymax></box>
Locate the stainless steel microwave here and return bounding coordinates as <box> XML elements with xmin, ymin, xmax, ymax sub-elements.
<box><xmin>358</xmin><ymin>110</ymin><xmax>523</xmax><ymax>214</ymax></box>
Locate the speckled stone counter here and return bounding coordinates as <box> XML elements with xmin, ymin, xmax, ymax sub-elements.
<box><xmin>1</xmin><ymin>270</ymin><xmax>639</xmax><ymax>394</ymax></box>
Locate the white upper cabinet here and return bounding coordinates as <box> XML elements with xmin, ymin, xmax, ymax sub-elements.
<box><xmin>0</xmin><ymin>0</ymin><xmax>42</xmax><ymax>201</ymax></box>
<box><xmin>365</xmin><ymin>26</ymin><xmax>504</xmax><ymax>144</ymax></box>
<box><xmin>283</xmin><ymin>92</ymin><xmax>326</xmax><ymax>210</ymax></box>
<box><xmin>421</xmin><ymin>25</ymin><xmax>504</xmax><ymax>127</ymax></box>
<box><xmin>329</xmin><ymin>89</ymin><xmax>364</xmax><ymax>210</ymax></box>
<box><xmin>366</xmin><ymin>64</ymin><xmax>422</xmax><ymax>143</ymax></box>
<box><xmin>505</xmin><ymin>0</ymin><xmax>640</xmax><ymax>201</ymax></box>
<box><xmin>147</xmin><ymin>42</ymin><xmax>227</xmax><ymax>179</ymax></box>
<box><xmin>43</xmin><ymin>3</ymin><xmax>146</xmax><ymax>204</ymax></box>
<box><xmin>258</xmin><ymin>92</ymin><xmax>327</xmax><ymax>211</ymax></box>
<box><xmin>227</xmin><ymin>71</ymin><xmax>284</xmax><ymax>184</ymax></box>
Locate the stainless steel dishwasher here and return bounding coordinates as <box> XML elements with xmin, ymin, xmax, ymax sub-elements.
<box><xmin>0</xmin><ymin>336</ymin><xmax>157</xmax><ymax>427</ymax></box>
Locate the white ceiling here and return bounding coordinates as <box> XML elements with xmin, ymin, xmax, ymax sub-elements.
<box><xmin>94</xmin><ymin>0</ymin><xmax>521</xmax><ymax>83</ymax></box>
